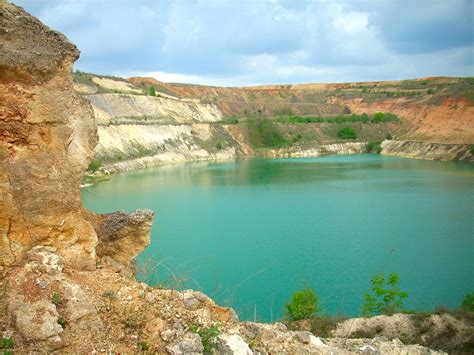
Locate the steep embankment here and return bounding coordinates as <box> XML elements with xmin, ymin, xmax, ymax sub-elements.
<box><xmin>79</xmin><ymin>74</ymin><xmax>473</xmax><ymax>175</ymax></box>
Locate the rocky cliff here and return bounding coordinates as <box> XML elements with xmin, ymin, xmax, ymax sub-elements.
<box><xmin>77</xmin><ymin>72</ymin><xmax>473</xmax><ymax>175</ymax></box>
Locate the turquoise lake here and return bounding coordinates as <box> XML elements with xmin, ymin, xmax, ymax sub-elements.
<box><xmin>82</xmin><ymin>154</ymin><xmax>474</xmax><ymax>321</ymax></box>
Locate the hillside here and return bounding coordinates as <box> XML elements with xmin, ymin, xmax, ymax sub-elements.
<box><xmin>74</xmin><ymin>73</ymin><xmax>473</xmax><ymax>176</ymax></box>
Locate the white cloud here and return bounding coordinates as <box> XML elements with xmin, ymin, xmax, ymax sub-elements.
<box><xmin>14</xmin><ymin>0</ymin><xmax>474</xmax><ymax>85</ymax></box>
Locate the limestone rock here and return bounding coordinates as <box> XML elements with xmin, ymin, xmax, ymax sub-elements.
<box><xmin>89</xmin><ymin>209</ymin><xmax>154</xmax><ymax>266</ymax></box>
<box><xmin>26</xmin><ymin>246</ymin><xmax>63</xmax><ymax>274</ymax></box>
<box><xmin>217</xmin><ymin>334</ymin><xmax>253</xmax><ymax>355</ymax></box>
<box><xmin>168</xmin><ymin>331</ymin><xmax>204</xmax><ymax>354</ymax></box>
<box><xmin>0</xmin><ymin>1</ymin><xmax>98</xmax><ymax>269</ymax></box>
<box><xmin>10</xmin><ymin>297</ymin><xmax>64</xmax><ymax>350</ymax></box>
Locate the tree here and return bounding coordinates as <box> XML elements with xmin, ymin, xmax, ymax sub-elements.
<box><xmin>285</xmin><ymin>288</ymin><xmax>320</xmax><ymax>320</ymax></box>
<box><xmin>148</xmin><ymin>86</ymin><xmax>156</xmax><ymax>96</ymax></box>
<box><xmin>362</xmin><ymin>272</ymin><xmax>408</xmax><ymax>315</ymax></box>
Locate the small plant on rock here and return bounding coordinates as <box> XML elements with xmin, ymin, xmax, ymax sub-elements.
<box><xmin>137</xmin><ymin>341</ymin><xmax>150</xmax><ymax>351</ymax></box>
<box><xmin>362</xmin><ymin>272</ymin><xmax>408</xmax><ymax>315</ymax></box>
<box><xmin>57</xmin><ymin>317</ymin><xmax>67</xmax><ymax>329</ymax></box>
<box><xmin>51</xmin><ymin>292</ymin><xmax>63</xmax><ymax>306</ymax></box>
<box><xmin>189</xmin><ymin>323</ymin><xmax>220</xmax><ymax>353</ymax></box>
<box><xmin>88</xmin><ymin>160</ymin><xmax>101</xmax><ymax>172</ymax></box>
<box><xmin>285</xmin><ymin>288</ymin><xmax>320</xmax><ymax>320</ymax></box>
<box><xmin>460</xmin><ymin>292</ymin><xmax>474</xmax><ymax>313</ymax></box>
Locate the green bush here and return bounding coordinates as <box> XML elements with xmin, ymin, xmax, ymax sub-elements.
<box><xmin>362</xmin><ymin>273</ymin><xmax>408</xmax><ymax>315</ymax></box>
<box><xmin>366</xmin><ymin>141</ymin><xmax>382</xmax><ymax>154</ymax></box>
<box><xmin>373</xmin><ymin>112</ymin><xmax>385</xmax><ymax>123</ymax></box>
<box><xmin>460</xmin><ymin>293</ymin><xmax>474</xmax><ymax>312</ymax></box>
<box><xmin>215</xmin><ymin>141</ymin><xmax>224</xmax><ymax>150</ymax></box>
<box><xmin>285</xmin><ymin>288</ymin><xmax>320</xmax><ymax>320</ymax></box>
<box><xmin>88</xmin><ymin>160</ymin><xmax>101</xmax><ymax>172</ymax></box>
<box><xmin>337</xmin><ymin>127</ymin><xmax>357</xmax><ymax>140</ymax></box>
<box><xmin>385</xmin><ymin>133</ymin><xmax>393</xmax><ymax>140</ymax></box>
<box><xmin>427</xmin><ymin>88</ymin><xmax>435</xmax><ymax>95</ymax></box>
<box><xmin>148</xmin><ymin>86</ymin><xmax>156</xmax><ymax>96</ymax></box>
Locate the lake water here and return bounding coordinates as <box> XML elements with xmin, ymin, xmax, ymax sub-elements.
<box><xmin>82</xmin><ymin>154</ymin><xmax>474</xmax><ymax>321</ymax></box>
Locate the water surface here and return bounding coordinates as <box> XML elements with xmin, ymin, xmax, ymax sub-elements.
<box><xmin>82</xmin><ymin>154</ymin><xmax>474</xmax><ymax>321</ymax></box>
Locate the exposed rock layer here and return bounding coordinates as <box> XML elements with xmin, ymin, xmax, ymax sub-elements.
<box><xmin>0</xmin><ymin>2</ymin><xmax>153</xmax><ymax>269</ymax></box>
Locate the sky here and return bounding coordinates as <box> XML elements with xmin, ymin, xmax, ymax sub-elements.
<box><xmin>14</xmin><ymin>0</ymin><xmax>474</xmax><ymax>86</ymax></box>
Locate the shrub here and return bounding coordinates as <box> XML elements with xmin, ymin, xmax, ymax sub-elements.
<box><xmin>373</xmin><ymin>112</ymin><xmax>385</xmax><ymax>123</ymax></box>
<box><xmin>427</xmin><ymin>88</ymin><xmax>435</xmax><ymax>95</ymax></box>
<box><xmin>385</xmin><ymin>133</ymin><xmax>393</xmax><ymax>140</ymax></box>
<box><xmin>215</xmin><ymin>141</ymin><xmax>224</xmax><ymax>150</ymax></box>
<box><xmin>362</xmin><ymin>272</ymin><xmax>408</xmax><ymax>315</ymax></box>
<box><xmin>460</xmin><ymin>293</ymin><xmax>474</xmax><ymax>312</ymax></box>
<box><xmin>190</xmin><ymin>324</ymin><xmax>220</xmax><ymax>353</ymax></box>
<box><xmin>285</xmin><ymin>288</ymin><xmax>320</xmax><ymax>320</ymax></box>
<box><xmin>148</xmin><ymin>86</ymin><xmax>156</xmax><ymax>96</ymax></box>
<box><xmin>366</xmin><ymin>141</ymin><xmax>382</xmax><ymax>154</ymax></box>
<box><xmin>337</xmin><ymin>127</ymin><xmax>357</xmax><ymax>140</ymax></box>
<box><xmin>88</xmin><ymin>160</ymin><xmax>101</xmax><ymax>172</ymax></box>
<box><xmin>51</xmin><ymin>292</ymin><xmax>63</xmax><ymax>306</ymax></box>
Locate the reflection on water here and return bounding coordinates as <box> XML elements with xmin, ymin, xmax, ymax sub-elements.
<box><xmin>82</xmin><ymin>154</ymin><xmax>474</xmax><ymax>321</ymax></box>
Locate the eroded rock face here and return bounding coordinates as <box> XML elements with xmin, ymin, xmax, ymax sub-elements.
<box><xmin>89</xmin><ymin>209</ymin><xmax>154</xmax><ymax>266</ymax></box>
<box><xmin>0</xmin><ymin>1</ymin><xmax>98</xmax><ymax>269</ymax></box>
<box><xmin>0</xmin><ymin>2</ymin><xmax>153</xmax><ymax>270</ymax></box>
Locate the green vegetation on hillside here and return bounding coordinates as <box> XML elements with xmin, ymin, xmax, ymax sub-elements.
<box><xmin>148</xmin><ymin>85</ymin><xmax>156</xmax><ymax>96</ymax></box>
<box><xmin>277</xmin><ymin>112</ymin><xmax>399</xmax><ymax>124</ymax></box>
<box><xmin>246</xmin><ymin>118</ymin><xmax>290</xmax><ymax>148</ymax></box>
<box><xmin>337</xmin><ymin>127</ymin><xmax>357</xmax><ymax>140</ymax></box>
<box><xmin>366</xmin><ymin>141</ymin><xmax>382</xmax><ymax>153</ymax></box>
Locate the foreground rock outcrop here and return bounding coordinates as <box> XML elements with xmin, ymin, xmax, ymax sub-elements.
<box><xmin>0</xmin><ymin>1</ymin><xmax>153</xmax><ymax>270</ymax></box>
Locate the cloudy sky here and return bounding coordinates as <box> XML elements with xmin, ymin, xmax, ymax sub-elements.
<box><xmin>14</xmin><ymin>0</ymin><xmax>474</xmax><ymax>86</ymax></box>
